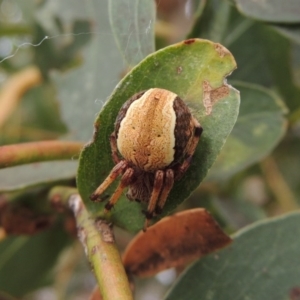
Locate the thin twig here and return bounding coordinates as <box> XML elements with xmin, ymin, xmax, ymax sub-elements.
<box><xmin>68</xmin><ymin>194</ymin><xmax>133</xmax><ymax>300</ymax></box>
<box><xmin>0</xmin><ymin>141</ymin><xmax>84</xmax><ymax>169</ymax></box>
<box><xmin>0</xmin><ymin>66</ymin><xmax>42</xmax><ymax>128</ymax></box>
<box><xmin>261</xmin><ymin>156</ymin><xmax>298</xmax><ymax>212</ymax></box>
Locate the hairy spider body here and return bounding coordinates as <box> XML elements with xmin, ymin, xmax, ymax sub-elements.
<box><xmin>90</xmin><ymin>88</ymin><xmax>202</xmax><ymax>230</ymax></box>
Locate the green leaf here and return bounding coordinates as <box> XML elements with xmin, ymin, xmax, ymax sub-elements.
<box><xmin>223</xmin><ymin>12</ymin><xmax>300</xmax><ymax>121</ymax></box>
<box><xmin>196</xmin><ymin>0</ymin><xmax>300</xmax><ymax>111</ymax></box>
<box><xmin>195</xmin><ymin>3</ymin><xmax>270</xmax><ymax>89</ymax></box>
<box><xmin>208</xmin><ymin>82</ymin><xmax>287</xmax><ymax>181</ymax></box>
<box><xmin>109</xmin><ymin>0</ymin><xmax>156</xmax><ymax>66</ymax></box>
<box><xmin>212</xmin><ymin>195</ymin><xmax>267</xmax><ymax>230</ymax></box>
<box><xmin>0</xmin><ymin>222</ymin><xmax>71</xmax><ymax>297</ymax></box>
<box><xmin>0</xmin><ymin>161</ymin><xmax>77</xmax><ymax>192</ymax></box>
<box><xmin>260</xmin><ymin>26</ymin><xmax>300</xmax><ymax>119</ymax></box>
<box><xmin>234</xmin><ymin>0</ymin><xmax>300</xmax><ymax>23</ymax></box>
<box><xmin>228</xmin><ymin>22</ymin><xmax>272</xmax><ymax>86</ymax></box>
<box><xmin>187</xmin><ymin>0</ymin><xmax>211</xmax><ymax>39</ymax></box>
<box><xmin>42</xmin><ymin>0</ymin><xmax>125</xmax><ymax>142</ymax></box>
<box><xmin>188</xmin><ymin>0</ymin><xmax>231</xmax><ymax>43</ymax></box>
<box><xmin>273</xmin><ymin>137</ymin><xmax>300</xmax><ymax>201</ymax></box>
<box><xmin>164</xmin><ymin>211</ymin><xmax>300</xmax><ymax>300</ymax></box>
<box><xmin>77</xmin><ymin>39</ymin><xmax>240</xmax><ymax>232</ymax></box>
<box><xmin>188</xmin><ymin>0</ymin><xmax>271</xmax><ymax>86</ymax></box>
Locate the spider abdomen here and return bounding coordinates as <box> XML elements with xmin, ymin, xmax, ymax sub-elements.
<box><xmin>116</xmin><ymin>88</ymin><xmax>194</xmax><ymax>172</ymax></box>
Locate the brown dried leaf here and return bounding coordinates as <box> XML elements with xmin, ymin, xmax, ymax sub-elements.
<box><xmin>0</xmin><ymin>205</ymin><xmax>54</xmax><ymax>235</ymax></box>
<box><xmin>122</xmin><ymin>208</ymin><xmax>231</xmax><ymax>277</ymax></box>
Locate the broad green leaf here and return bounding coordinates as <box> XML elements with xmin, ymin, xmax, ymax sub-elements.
<box><xmin>186</xmin><ymin>0</ymin><xmax>208</xmax><ymax>39</ymax></box>
<box><xmin>212</xmin><ymin>195</ymin><xmax>267</xmax><ymax>230</ymax></box>
<box><xmin>109</xmin><ymin>0</ymin><xmax>155</xmax><ymax>66</ymax></box>
<box><xmin>208</xmin><ymin>82</ymin><xmax>287</xmax><ymax>181</ymax></box>
<box><xmin>261</xmin><ymin>26</ymin><xmax>300</xmax><ymax>119</ymax></box>
<box><xmin>0</xmin><ymin>161</ymin><xmax>77</xmax><ymax>192</ymax></box>
<box><xmin>164</xmin><ymin>211</ymin><xmax>300</xmax><ymax>300</ymax></box>
<box><xmin>190</xmin><ymin>0</ymin><xmax>300</xmax><ymax>110</ymax></box>
<box><xmin>40</xmin><ymin>0</ymin><xmax>125</xmax><ymax>142</ymax></box>
<box><xmin>0</xmin><ymin>222</ymin><xmax>72</xmax><ymax>297</ymax></box>
<box><xmin>218</xmin><ymin>6</ymin><xmax>300</xmax><ymax>119</ymax></box>
<box><xmin>234</xmin><ymin>0</ymin><xmax>300</xmax><ymax>23</ymax></box>
<box><xmin>273</xmin><ymin>137</ymin><xmax>300</xmax><ymax>202</ymax></box>
<box><xmin>228</xmin><ymin>22</ymin><xmax>272</xmax><ymax>86</ymax></box>
<box><xmin>188</xmin><ymin>0</ymin><xmax>231</xmax><ymax>43</ymax></box>
<box><xmin>188</xmin><ymin>0</ymin><xmax>271</xmax><ymax>86</ymax></box>
<box><xmin>77</xmin><ymin>39</ymin><xmax>240</xmax><ymax>232</ymax></box>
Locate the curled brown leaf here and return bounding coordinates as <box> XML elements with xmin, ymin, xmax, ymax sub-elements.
<box><xmin>122</xmin><ymin>208</ymin><xmax>231</xmax><ymax>277</ymax></box>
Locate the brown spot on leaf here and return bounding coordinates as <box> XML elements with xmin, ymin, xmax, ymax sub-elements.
<box><xmin>177</xmin><ymin>66</ymin><xmax>183</xmax><ymax>74</ymax></box>
<box><xmin>203</xmin><ymin>81</ymin><xmax>230</xmax><ymax>115</ymax></box>
<box><xmin>214</xmin><ymin>43</ymin><xmax>230</xmax><ymax>58</ymax></box>
<box><xmin>290</xmin><ymin>287</ymin><xmax>300</xmax><ymax>300</ymax></box>
<box><xmin>92</xmin><ymin>122</ymin><xmax>101</xmax><ymax>142</ymax></box>
<box><xmin>184</xmin><ymin>39</ymin><xmax>195</xmax><ymax>45</ymax></box>
<box><xmin>122</xmin><ymin>208</ymin><xmax>231</xmax><ymax>278</ymax></box>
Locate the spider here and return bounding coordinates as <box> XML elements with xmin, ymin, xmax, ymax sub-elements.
<box><xmin>90</xmin><ymin>88</ymin><xmax>203</xmax><ymax>230</ymax></box>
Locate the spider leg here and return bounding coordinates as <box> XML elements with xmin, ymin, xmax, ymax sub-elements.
<box><xmin>143</xmin><ymin>170</ymin><xmax>164</xmax><ymax>231</ymax></box>
<box><xmin>176</xmin><ymin>118</ymin><xmax>203</xmax><ymax>180</ymax></box>
<box><xmin>110</xmin><ymin>133</ymin><xmax>121</xmax><ymax>164</ymax></box>
<box><xmin>104</xmin><ymin>167</ymin><xmax>135</xmax><ymax>211</ymax></box>
<box><xmin>90</xmin><ymin>160</ymin><xmax>128</xmax><ymax>202</ymax></box>
<box><xmin>155</xmin><ymin>169</ymin><xmax>174</xmax><ymax>215</ymax></box>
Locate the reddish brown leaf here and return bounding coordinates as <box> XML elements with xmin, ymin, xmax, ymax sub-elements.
<box><xmin>122</xmin><ymin>208</ymin><xmax>232</xmax><ymax>277</ymax></box>
<box><xmin>290</xmin><ymin>287</ymin><xmax>300</xmax><ymax>300</ymax></box>
<box><xmin>0</xmin><ymin>204</ymin><xmax>54</xmax><ymax>235</ymax></box>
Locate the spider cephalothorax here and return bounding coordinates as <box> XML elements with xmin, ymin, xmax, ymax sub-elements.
<box><xmin>90</xmin><ymin>88</ymin><xmax>202</xmax><ymax>230</ymax></box>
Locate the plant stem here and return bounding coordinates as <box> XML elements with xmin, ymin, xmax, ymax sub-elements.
<box><xmin>261</xmin><ymin>156</ymin><xmax>299</xmax><ymax>212</ymax></box>
<box><xmin>0</xmin><ymin>141</ymin><xmax>84</xmax><ymax>169</ymax></box>
<box><xmin>0</xmin><ymin>66</ymin><xmax>42</xmax><ymax>128</ymax></box>
<box><xmin>48</xmin><ymin>187</ymin><xmax>133</xmax><ymax>300</ymax></box>
<box><xmin>69</xmin><ymin>194</ymin><xmax>133</xmax><ymax>300</ymax></box>
<box><xmin>0</xmin><ymin>25</ymin><xmax>32</xmax><ymax>36</ymax></box>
